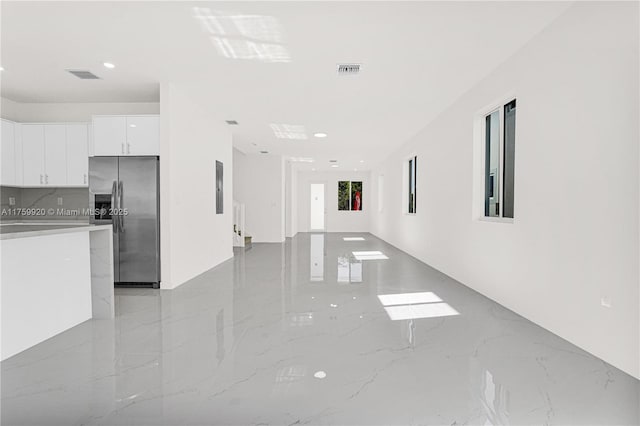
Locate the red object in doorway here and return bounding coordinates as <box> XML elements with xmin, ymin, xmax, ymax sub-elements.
<box><xmin>353</xmin><ymin>191</ymin><xmax>361</xmax><ymax>211</ymax></box>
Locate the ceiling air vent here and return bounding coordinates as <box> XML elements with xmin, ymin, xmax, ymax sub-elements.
<box><xmin>329</xmin><ymin>159</ymin><xmax>338</xmax><ymax>163</ymax></box>
<box><xmin>226</xmin><ymin>120</ymin><xmax>239</xmax><ymax>125</ymax></box>
<box><xmin>260</xmin><ymin>150</ymin><xmax>269</xmax><ymax>154</ymax></box>
<box><xmin>337</xmin><ymin>63</ymin><xmax>361</xmax><ymax>76</ymax></box>
<box><xmin>66</xmin><ymin>69</ymin><xmax>100</xmax><ymax>80</ymax></box>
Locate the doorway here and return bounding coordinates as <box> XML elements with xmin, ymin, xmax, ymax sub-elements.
<box><xmin>310</xmin><ymin>183</ymin><xmax>325</xmax><ymax>231</ymax></box>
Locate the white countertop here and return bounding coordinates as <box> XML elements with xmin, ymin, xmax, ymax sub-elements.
<box><xmin>0</xmin><ymin>223</ymin><xmax>113</xmax><ymax>240</ymax></box>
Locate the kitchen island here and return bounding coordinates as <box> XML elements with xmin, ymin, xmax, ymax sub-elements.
<box><xmin>0</xmin><ymin>223</ymin><xmax>114</xmax><ymax>360</ymax></box>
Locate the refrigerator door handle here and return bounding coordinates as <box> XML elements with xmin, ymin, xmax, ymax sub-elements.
<box><xmin>119</xmin><ymin>181</ymin><xmax>125</xmax><ymax>232</ymax></box>
<box><xmin>111</xmin><ymin>180</ymin><xmax>118</xmax><ymax>233</ymax></box>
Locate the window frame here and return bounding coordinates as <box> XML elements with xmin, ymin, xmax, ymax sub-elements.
<box><xmin>405</xmin><ymin>155</ymin><xmax>417</xmax><ymax>215</ymax></box>
<box><xmin>473</xmin><ymin>94</ymin><xmax>517</xmax><ymax>224</ymax></box>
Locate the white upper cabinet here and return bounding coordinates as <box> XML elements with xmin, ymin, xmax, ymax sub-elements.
<box><xmin>126</xmin><ymin>116</ymin><xmax>160</xmax><ymax>155</ymax></box>
<box><xmin>93</xmin><ymin>115</ymin><xmax>159</xmax><ymax>156</ymax></box>
<box><xmin>1</xmin><ymin>119</ymin><xmax>17</xmax><ymax>186</ymax></box>
<box><xmin>93</xmin><ymin>116</ymin><xmax>126</xmax><ymax>156</ymax></box>
<box><xmin>19</xmin><ymin>123</ymin><xmax>89</xmax><ymax>187</ymax></box>
<box><xmin>21</xmin><ymin>125</ymin><xmax>46</xmax><ymax>186</ymax></box>
<box><xmin>43</xmin><ymin>125</ymin><xmax>67</xmax><ymax>186</ymax></box>
<box><xmin>66</xmin><ymin>124</ymin><xmax>89</xmax><ymax>186</ymax></box>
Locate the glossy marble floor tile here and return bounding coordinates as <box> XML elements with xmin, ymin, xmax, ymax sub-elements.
<box><xmin>2</xmin><ymin>233</ymin><xmax>639</xmax><ymax>425</ymax></box>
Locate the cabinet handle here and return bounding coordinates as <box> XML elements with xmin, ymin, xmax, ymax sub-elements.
<box><xmin>45</xmin><ymin>174</ymin><xmax>49</xmax><ymax>184</ymax></box>
<box><xmin>40</xmin><ymin>174</ymin><xmax>43</xmax><ymax>184</ymax></box>
<box><xmin>127</xmin><ymin>143</ymin><xmax>130</xmax><ymax>155</ymax></box>
<box><xmin>121</xmin><ymin>143</ymin><xmax>125</xmax><ymax>154</ymax></box>
<box><xmin>83</xmin><ymin>174</ymin><xmax>87</xmax><ymax>185</ymax></box>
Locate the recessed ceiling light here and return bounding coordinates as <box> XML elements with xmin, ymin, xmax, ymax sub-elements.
<box><xmin>313</xmin><ymin>132</ymin><xmax>328</xmax><ymax>138</ymax></box>
<box><xmin>103</xmin><ymin>62</ymin><xmax>115</xmax><ymax>69</ymax></box>
<box><xmin>129</xmin><ymin>124</ymin><xmax>137</xmax><ymax>128</ymax></box>
<box><xmin>313</xmin><ymin>371</ymin><xmax>327</xmax><ymax>379</ymax></box>
<box><xmin>331</xmin><ymin>164</ymin><xmax>339</xmax><ymax>168</ymax></box>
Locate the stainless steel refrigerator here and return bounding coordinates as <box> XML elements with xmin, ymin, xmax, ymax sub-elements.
<box><xmin>89</xmin><ymin>157</ymin><xmax>160</xmax><ymax>288</ymax></box>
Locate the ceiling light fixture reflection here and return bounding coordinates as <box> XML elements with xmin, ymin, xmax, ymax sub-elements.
<box><xmin>270</xmin><ymin>124</ymin><xmax>307</xmax><ymax>140</ymax></box>
<box><xmin>313</xmin><ymin>371</ymin><xmax>327</xmax><ymax>379</ymax></box>
<box><xmin>313</xmin><ymin>132</ymin><xmax>328</xmax><ymax>138</ymax></box>
<box><xmin>352</xmin><ymin>251</ymin><xmax>388</xmax><ymax>260</ymax></box>
<box><xmin>378</xmin><ymin>292</ymin><xmax>442</xmax><ymax>307</ymax></box>
<box><xmin>360</xmin><ymin>160</ymin><xmax>364</xmax><ymax>163</ymax></box>
<box><xmin>343</xmin><ymin>237</ymin><xmax>365</xmax><ymax>241</ymax></box>
<box><xmin>0</xmin><ymin>66</ymin><xmax>4</xmax><ymax>71</ymax></box>
<box><xmin>193</xmin><ymin>7</ymin><xmax>291</xmax><ymax>63</ymax></box>
<box><xmin>384</xmin><ymin>303</ymin><xmax>459</xmax><ymax>321</ymax></box>
<box><xmin>331</xmin><ymin>164</ymin><xmax>339</xmax><ymax>168</ymax></box>
<box><xmin>103</xmin><ymin>62</ymin><xmax>115</xmax><ymax>69</ymax></box>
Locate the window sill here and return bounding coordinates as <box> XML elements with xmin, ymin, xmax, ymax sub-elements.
<box><xmin>476</xmin><ymin>216</ymin><xmax>514</xmax><ymax>224</ymax></box>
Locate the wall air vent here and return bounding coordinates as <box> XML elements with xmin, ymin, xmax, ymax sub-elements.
<box><xmin>66</xmin><ymin>69</ymin><xmax>100</xmax><ymax>80</ymax></box>
<box><xmin>226</xmin><ymin>120</ymin><xmax>239</xmax><ymax>125</ymax></box>
<box><xmin>260</xmin><ymin>150</ymin><xmax>269</xmax><ymax>154</ymax></box>
<box><xmin>337</xmin><ymin>63</ymin><xmax>361</xmax><ymax>75</ymax></box>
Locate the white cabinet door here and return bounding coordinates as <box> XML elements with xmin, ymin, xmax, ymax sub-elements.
<box><xmin>44</xmin><ymin>125</ymin><xmax>67</xmax><ymax>186</ymax></box>
<box><xmin>1</xmin><ymin>120</ymin><xmax>16</xmax><ymax>186</ymax></box>
<box><xmin>126</xmin><ymin>116</ymin><xmax>159</xmax><ymax>155</ymax></box>
<box><xmin>66</xmin><ymin>124</ymin><xmax>88</xmax><ymax>186</ymax></box>
<box><xmin>21</xmin><ymin>125</ymin><xmax>45</xmax><ymax>186</ymax></box>
<box><xmin>93</xmin><ymin>116</ymin><xmax>126</xmax><ymax>156</ymax></box>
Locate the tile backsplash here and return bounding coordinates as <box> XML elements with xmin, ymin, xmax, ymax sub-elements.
<box><xmin>1</xmin><ymin>186</ymin><xmax>89</xmax><ymax>222</ymax></box>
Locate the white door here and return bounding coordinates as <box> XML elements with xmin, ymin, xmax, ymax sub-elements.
<box><xmin>44</xmin><ymin>125</ymin><xmax>67</xmax><ymax>186</ymax></box>
<box><xmin>1</xmin><ymin>120</ymin><xmax>16</xmax><ymax>186</ymax></box>
<box><xmin>310</xmin><ymin>183</ymin><xmax>325</xmax><ymax>231</ymax></box>
<box><xmin>66</xmin><ymin>124</ymin><xmax>88</xmax><ymax>186</ymax></box>
<box><xmin>93</xmin><ymin>116</ymin><xmax>126</xmax><ymax>156</ymax></box>
<box><xmin>126</xmin><ymin>116</ymin><xmax>159</xmax><ymax>155</ymax></box>
<box><xmin>21</xmin><ymin>125</ymin><xmax>45</xmax><ymax>186</ymax></box>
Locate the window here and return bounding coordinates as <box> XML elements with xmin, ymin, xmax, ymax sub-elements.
<box><xmin>338</xmin><ymin>181</ymin><xmax>363</xmax><ymax>211</ymax></box>
<box><xmin>408</xmin><ymin>156</ymin><xmax>417</xmax><ymax>214</ymax></box>
<box><xmin>484</xmin><ymin>99</ymin><xmax>516</xmax><ymax>218</ymax></box>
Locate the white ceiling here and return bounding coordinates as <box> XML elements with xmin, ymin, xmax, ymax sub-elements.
<box><xmin>1</xmin><ymin>1</ymin><xmax>572</xmax><ymax>170</ymax></box>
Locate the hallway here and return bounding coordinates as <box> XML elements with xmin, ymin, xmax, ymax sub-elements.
<box><xmin>2</xmin><ymin>233</ymin><xmax>639</xmax><ymax>425</ymax></box>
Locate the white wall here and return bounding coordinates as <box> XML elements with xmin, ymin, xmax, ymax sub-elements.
<box><xmin>0</xmin><ymin>97</ymin><xmax>21</xmax><ymax>121</ymax></box>
<box><xmin>297</xmin><ymin>170</ymin><xmax>371</xmax><ymax>233</ymax></box>
<box><xmin>370</xmin><ymin>2</ymin><xmax>639</xmax><ymax>378</ymax></box>
<box><xmin>233</xmin><ymin>149</ymin><xmax>285</xmax><ymax>243</ymax></box>
<box><xmin>160</xmin><ymin>84</ymin><xmax>233</xmax><ymax>290</ymax></box>
<box><xmin>285</xmin><ymin>160</ymin><xmax>298</xmax><ymax>238</ymax></box>
<box><xmin>0</xmin><ymin>97</ymin><xmax>159</xmax><ymax>122</ymax></box>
